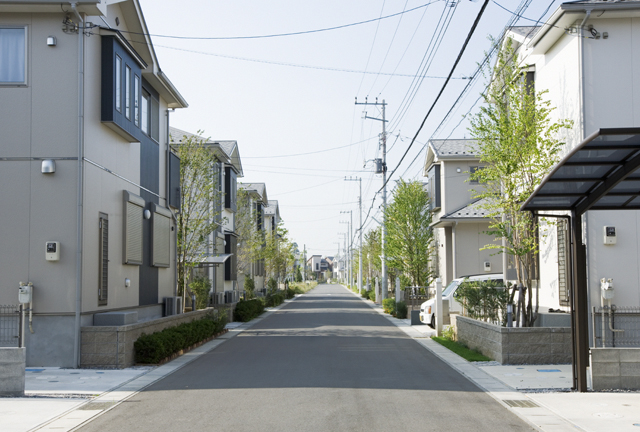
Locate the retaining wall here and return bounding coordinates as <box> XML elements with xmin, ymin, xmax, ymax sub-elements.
<box><xmin>81</xmin><ymin>305</ymin><xmax>234</xmax><ymax>369</ymax></box>
<box><xmin>456</xmin><ymin>316</ymin><xmax>572</xmax><ymax>364</ymax></box>
<box><xmin>0</xmin><ymin>347</ymin><xmax>25</xmax><ymax>396</ymax></box>
<box><xmin>591</xmin><ymin>348</ymin><xmax>640</xmax><ymax>390</ymax></box>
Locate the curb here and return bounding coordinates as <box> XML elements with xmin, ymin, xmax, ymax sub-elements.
<box><xmin>339</xmin><ymin>284</ymin><xmax>582</xmax><ymax>432</ymax></box>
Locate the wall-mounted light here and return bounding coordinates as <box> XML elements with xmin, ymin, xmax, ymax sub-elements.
<box><xmin>41</xmin><ymin>159</ymin><xmax>56</xmax><ymax>174</ymax></box>
<box><xmin>144</xmin><ymin>209</ymin><xmax>151</xmax><ymax>220</ymax></box>
<box><xmin>456</xmin><ymin>167</ymin><xmax>461</xmax><ymax>173</ymax></box>
<box><xmin>125</xmin><ymin>278</ymin><xmax>131</xmax><ymax>288</ymax></box>
<box><xmin>47</xmin><ymin>36</ymin><xmax>57</xmax><ymax>46</ymax></box>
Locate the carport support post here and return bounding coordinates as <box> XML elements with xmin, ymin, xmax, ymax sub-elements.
<box><xmin>571</xmin><ymin>210</ymin><xmax>589</xmax><ymax>392</ymax></box>
<box><xmin>435</xmin><ymin>278</ymin><xmax>442</xmax><ymax>337</ymax></box>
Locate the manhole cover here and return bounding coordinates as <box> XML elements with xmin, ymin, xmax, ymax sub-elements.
<box><xmin>503</xmin><ymin>400</ymin><xmax>539</xmax><ymax>408</ymax></box>
<box><xmin>78</xmin><ymin>402</ymin><xmax>117</xmax><ymax>411</ymax></box>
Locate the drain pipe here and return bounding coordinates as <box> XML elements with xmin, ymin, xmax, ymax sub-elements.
<box><xmin>71</xmin><ymin>2</ymin><xmax>85</xmax><ymax>369</ymax></box>
<box><xmin>578</xmin><ymin>9</ymin><xmax>592</xmax><ymax>140</ymax></box>
<box><xmin>166</xmin><ymin>108</ymin><xmax>178</xmax><ymax>299</ymax></box>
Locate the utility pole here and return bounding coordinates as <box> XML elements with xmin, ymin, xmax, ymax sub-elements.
<box><xmin>345</xmin><ymin>177</ymin><xmax>362</xmax><ymax>293</ymax></box>
<box><xmin>340</xmin><ymin>211</ymin><xmax>353</xmax><ymax>287</ymax></box>
<box><xmin>355</xmin><ymin>97</ymin><xmax>388</xmax><ymax>300</ymax></box>
<box><xmin>339</xmin><ymin>218</ymin><xmax>350</xmax><ymax>287</ymax></box>
<box><xmin>338</xmin><ymin>232</ymin><xmax>347</xmax><ymax>284</ymax></box>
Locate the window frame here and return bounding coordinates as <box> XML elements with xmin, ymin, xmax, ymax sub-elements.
<box><xmin>123</xmin><ymin>190</ymin><xmax>144</xmax><ymax>266</ymax></box>
<box><xmin>134</xmin><ymin>74</ymin><xmax>140</xmax><ymax>127</ymax></box>
<box><xmin>141</xmin><ymin>88</ymin><xmax>150</xmax><ymax>135</ymax></box>
<box><xmin>0</xmin><ymin>26</ymin><xmax>28</xmax><ymax>86</ymax></box>
<box><xmin>114</xmin><ymin>55</ymin><xmax>122</xmax><ymax>112</ymax></box>
<box><xmin>125</xmin><ymin>65</ymin><xmax>131</xmax><ymax>119</ymax></box>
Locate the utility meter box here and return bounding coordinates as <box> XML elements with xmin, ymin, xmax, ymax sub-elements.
<box><xmin>604</xmin><ymin>226</ymin><xmax>616</xmax><ymax>245</ymax></box>
<box><xmin>46</xmin><ymin>241</ymin><xmax>60</xmax><ymax>261</ymax></box>
<box><xmin>601</xmin><ymin>278</ymin><xmax>614</xmax><ymax>300</ymax></box>
<box><xmin>18</xmin><ymin>283</ymin><xmax>32</xmax><ymax>304</ymax></box>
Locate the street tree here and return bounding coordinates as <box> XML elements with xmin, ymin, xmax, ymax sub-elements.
<box><xmin>384</xmin><ymin>179</ymin><xmax>434</xmax><ymax>287</ymax></box>
<box><xmin>172</xmin><ymin>131</ymin><xmax>222</xmax><ymax>306</ymax></box>
<box><xmin>468</xmin><ymin>38</ymin><xmax>572</xmax><ymax>327</ymax></box>
<box><xmin>235</xmin><ymin>187</ymin><xmax>263</xmax><ymax>282</ymax></box>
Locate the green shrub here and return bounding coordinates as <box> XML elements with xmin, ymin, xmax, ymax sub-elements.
<box><xmin>368</xmin><ymin>290</ymin><xmax>377</xmax><ymax>301</ymax></box>
<box><xmin>382</xmin><ymin>298</ymin><xmax>396</xmax><ymax>315</ymax></box>
<box><xmin>265</xmin><ymin>291</ymin><xmax>285</xmax><ymax>307</ymax></box>
<box><xmin>267</xmin><ymin>277</ymin><xmax>278</xmax><ymax>292</ymax></box>
<box><xmin>360</xmin><ymin>289</ymin><xmax>367</xmax><ymax>298</ymax></box>
<box><xmin>395</xmin><ymin>301</ymin><xmax>408</xmax><ymax>319</ymax></box>
<box><xmin>134</xmin><ymin>313</ymin><xmax>227</xmax><ymax>364</ymax></box>
<box><xmin>234</xmin><ymin>299</ymin><xmax>265</xmax><ymax>322</ymax></box>
<box><xmin>189</xmin><ymin>276</ymin><xmax>211</xmax><ymax>310</ymax></box>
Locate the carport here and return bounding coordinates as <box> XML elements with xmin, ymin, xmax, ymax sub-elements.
<box><xmin>521</xmin><ymin>127</ymin><xmax>640</xmax><ymax>392</ymax></box>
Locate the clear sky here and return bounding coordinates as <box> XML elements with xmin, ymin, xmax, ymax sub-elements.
<box><xmin>139</xmin><ymin>0</ymin><xmax>563</xmax><ymax>259</ymax></box>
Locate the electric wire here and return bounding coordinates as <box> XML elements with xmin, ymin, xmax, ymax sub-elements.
<box><xmin>241</xmin><ymin>136</ymin><xmax>377</xmax><ymax>159</ymax></box>
<box><xmin>356</xmin><ymin>0</ymin><xmax>387</xmax><ymax>97</ymax></box>
<box><xmin>378</xmin><ymin>0</ymin><xmax>490</xmax><ymax>195</ymax></box>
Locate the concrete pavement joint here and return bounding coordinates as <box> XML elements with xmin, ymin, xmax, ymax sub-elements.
<box><xmin>30</xmin><ymin>294</ymin><xmax>303</xmax><ymax>432</ymax></box>
<box><xmin>339</xmin><ymin>284</ymin><xmax>583</xmax><ymax>432</ymax></box>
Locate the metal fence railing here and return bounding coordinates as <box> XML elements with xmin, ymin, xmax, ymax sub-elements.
<box><xmin>0</xmin><ymin>304</ymin><xmax>21</xmax><ymax>347</ymax></box>
<box><xmin>403</xmin><ymin>287</ymin><xmax>434</xmax><ymax>311</ymax></box>
<box><xmin>593</xmin><ymin>306</ymin><xmax>640</xmax><ymax>348</ymax></box>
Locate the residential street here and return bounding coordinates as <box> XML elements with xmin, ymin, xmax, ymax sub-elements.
<box><xmin>77</xmin><ymin>284</ymin><xmax>534</xmax><ymax>432</ymax></box>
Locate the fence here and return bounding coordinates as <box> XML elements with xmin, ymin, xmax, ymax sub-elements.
<box><xmin>403</xmin><ymin>287</ymin><xmax>433</xmax><ymax>311</ymax></box>
<box><xmin>593</xmin><ymin>306</ymin><xmax>640</xmax><ymax>348</ymax></box>
<box><xmin>0</xmin><ymin>305</ymin><xmax>21</xmax><ymax>348</ymax></box>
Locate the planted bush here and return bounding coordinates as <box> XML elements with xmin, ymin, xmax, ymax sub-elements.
<box><xmin>234</xmin><ymin>298</ymin><xmax>265</xmax><ymax>322</ymax></box>
<box><xmin>396</xmin><ymin>301</ymin><xmax>408</xmax><ymax>319</ymax></box>
<box><xmin>382</xmin><ymin>298</ymin><xmax>396</xmax><ymax>315</ymax></box>
<box><xmin>368</xmin><ymin>290</ymin><xmax>376</xmax><ymax>301</ymax></box>
<box><xmin>134</xmin><ymin>313</ymin><xmax>227</xmax><ymax>364</ymax></box>
<box><xmin>265</xmin><ymin>292</ymin><xmax>285</xmax><ymax>307</ymax></box>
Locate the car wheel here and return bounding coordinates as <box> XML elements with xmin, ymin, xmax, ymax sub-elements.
<box><xmin>429</xmin><ymin>315</ymin><xmax>435</xmax><ymax>329</ymax></box>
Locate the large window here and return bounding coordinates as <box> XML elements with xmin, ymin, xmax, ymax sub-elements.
<box><xmin>115</xmin><ymin>55</ymin><xmax>121</xmax><ymax>112</ymax></box>
<box><xmin>125</xmin><ymin>66</ymin><xmax>131</xmax><ymax>119</ymax></box>
<box><xmin>141</xmin><ymin>89</ymin><xmax>150</xmax><ymax>134</ymax></box>
<box><xmin>0</xmin><ymin>27</ymin><xmax>26</xmax><ymax>84</ymax></box>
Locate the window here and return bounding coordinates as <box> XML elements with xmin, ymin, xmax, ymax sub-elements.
<box><xmin>123</xmin><ymin>191</ymin><xmax>144</xmax><ymax>265</ymax></box>
<box><xmin>125</xmin><ymin>66</ymin><xmax>131</xmax><ymax>119</ymax></box>
<box><xmin>224</xmin><ymin>234</ymin><xmax>237</xmax><ymax>281</ymax></box>
<box><xmin>152</xmin><ymin>204</ymin><xmax>171</xmax><ymax>268</ymax></box>
<box><xmin>224</xmin><ymin>167</ymin><xmax>237</xmax><ymax>212</ymax></box>
<box><xmin>427</xmin><ymin>164</ymin><xmax>441</xmax><ymax>210</ymax></box>
<box><xmin>98</xmin><ymin>213</ymin><xmax>109</xmax><ymax>306</ymax></box>
<box><xmin>469</xmin><ymin>166</ymin><xmax>485</xmax><ymax>184</ymax></box>
<box><xmin>0</xmin><ymin>27</ymin><xmax>26</xmax><ymax>84</ymax></box>
<box><xmin>115</xmin><ymin>55</ymin><xmax>122</xmax><ymax>112</ymax></box>
<box><xmin>134</xmin><ymin>75</ymin><xmax>140</xmax><ymax>127</ymax></box>
<box><xmin>141</xmin><ymin>89</ymin><xmax>150</xmax><ymax>134</ymax></box>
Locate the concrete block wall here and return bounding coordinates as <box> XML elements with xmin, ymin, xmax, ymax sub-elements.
<box><xmin>0</xmin><ymin>347</ymin><xmax>25</xmax><ymax>396</ymax></box>
<box><xmin>591</xmin><ymin>348</ymin><xmax>640</xmax><ymax>390</ymax></box>
<box><xmin>456</xmin><ymin>316</ymin><xmax>572</xmax><ymax>364</ymax></box>
<box><xmin>80</xmin><ymin>305</ymin><xmax>234</xmax><ymax>368</ymax></box>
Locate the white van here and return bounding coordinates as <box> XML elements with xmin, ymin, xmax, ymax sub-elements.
<box><xmin>419</xmin><ymin>274</ymin><xmax>504</xmax><ymax>328</ymax></box>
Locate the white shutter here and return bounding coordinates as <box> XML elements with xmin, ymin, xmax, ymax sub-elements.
<box><xmin>152</xmin><ymin>204</ymin><xmax>171</xmax><ymax>267</ymax></box>
<box><xmin>123</xmin><ymin>191</ymin><xmax>144</xmax><ymax>265</ymax></box>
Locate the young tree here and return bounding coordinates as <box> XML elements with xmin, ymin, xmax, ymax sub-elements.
<box><xmin>172</xmin><ymin>131</ymin><xmax>222</xmax><ymax>306</ymax></box>
<box><xmin>362</xmin><ymin>226</ymin><xmax>382</xmax><ymax>286</ymax></box>
<box><xmin>468</xmin><ymin>38</ymin><xmax>572</xmax><ymax>327</ymax></box>
<box><xmin>384</xmin><ymin>179</ymin><xmax>434</xmax><ymax>287</ymax></box>
<box><xmin>235</xmin><ymin>187</ymin><xmax>263</xmax><ymax>281</ymax></box>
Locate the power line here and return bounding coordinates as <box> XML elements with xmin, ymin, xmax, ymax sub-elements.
<box><xmin>119</xmin><ymin>1</ymin><xmax>443</xmax><ymax>41</ymax></box>
<box><xmin>241</xmin><ymin>136</ymin><xmax>376</xmax><ymax>159</ymax></box>
<box><xmin>379</xmin><ymin>0</ymin><xmax>490</xmax><ymax>194</ymax></box>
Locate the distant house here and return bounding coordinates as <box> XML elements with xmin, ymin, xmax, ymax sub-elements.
<box><xmin>238</xmin><ymin>182</ymin><xmax>268</xmax><ymax>290</ymax></box>
<box><xmin>169</xmin><ymin>128</ymin><xmax>244</xmax><ymax>305</ymax></box>
<box><xmin>0</xmin><ymin>0</ymin><xmax>187</xmax><ymax>367</ymax></box>
<box><xmin>424</xmin><ymin>139</ymin><xmax>503</xmax><ymax>286</ymax></box>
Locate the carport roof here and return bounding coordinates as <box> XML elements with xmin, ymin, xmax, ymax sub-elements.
<box><xmin>522</xmin><ymin>128</ymin><xmax>640</xmax><ymax>214</ymax></box>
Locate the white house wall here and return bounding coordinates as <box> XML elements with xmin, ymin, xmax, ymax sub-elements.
<box><xmin>453</xmin><ymin>222</ymin><xmax>501</xmax><ymax>278</ymax></box>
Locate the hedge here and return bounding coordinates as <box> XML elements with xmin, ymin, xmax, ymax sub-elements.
<box><xmin>395</xmin><ymin>301</ymin><xmax>408</xmax><ymax>319</ymax></box>
<box><xmin>382</xmin><ymin>298</ymin><xmax>396</xmax><ymax>315</ymax></box>
<box><xmin>234</xmin><ymin>298</ymin><xmax>265</xmax><ymax>322</ymax></box>
<box><xmin>134</xmin><ymin>313</ymin><xmax>227</xmax><ymax>364</ymax></box>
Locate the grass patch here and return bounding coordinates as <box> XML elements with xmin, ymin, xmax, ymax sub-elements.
<box><xmin>431</xmin><ymin>336</ymin><xmax>492</xmax><ymax>362</ymax></box>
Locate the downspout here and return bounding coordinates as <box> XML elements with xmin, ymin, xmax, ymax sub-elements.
<box><xmin>70</xmin><ymin>2</ymin><xmax>84</xmax><ymax>369</ymax></box>
<box><xmin>452</xmin><ymin>222</ymin><xmax>457</xmax><ymax>278</ymax></box>
<box><xmin>579</xmin><ymin>9</ymin><xmax>591</xmax><ymax>141</ymax></box>
<box><xmin>166</xmin><ymin>108</ymin><xmax>178</xmax><ymax>298</ymax></box>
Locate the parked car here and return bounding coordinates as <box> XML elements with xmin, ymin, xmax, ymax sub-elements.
<box><xmin>419</xmin><ymin>274</ymin><xmax>505</xmax><ymax>328</ymax></box>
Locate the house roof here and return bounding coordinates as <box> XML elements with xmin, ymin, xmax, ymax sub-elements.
<box><xmin>508</xmin><ymin>26</ymin><xmax>541</xmax><ymax>40</ymax></box>
<box><xmin>264</xmin><ymin>200</ymin><xmax>280</xmax><ymax>218</ymax></box>
<box><xmin>239</xmin><ymin>182</ymin><xmax>268</xmax><ymax>203</ymax></box>
<box><xmin>424</xmin><ymin>139</ymin><xmax>478</xmax><ymax>174</ymax></box>
<box><xmin>432</xmin><ymin>198</ymin><xmax>492</xmax><ymax>227</ymax></box>
<box><xmin>169</xmin><ymin>128</ymin><xmax>243</xmax><ymax>175</ymax></box>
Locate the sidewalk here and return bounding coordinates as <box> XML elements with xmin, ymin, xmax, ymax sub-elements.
<box><xmin>349</xmin><ymin>287</ymin><xmax>640</xmax><ymax>432</ymax></box>
<box><xmin>0</xmin><ymin>301</ymin><xmax>292</xmax><ymax>432</ymax></box>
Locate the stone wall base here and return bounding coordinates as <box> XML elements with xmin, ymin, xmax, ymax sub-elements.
<box><xmin>591</xmin><ymin>348</ymin><xmax>640</xmax><ymax>390</ymax></box>
<box><xmin>0</xmin><ymin>347</ymin><xmax>25</xmax><ymax>396</ymax></box>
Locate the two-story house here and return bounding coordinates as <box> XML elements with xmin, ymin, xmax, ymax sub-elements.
<box><xmin>424</xmin><ymin>139</ymin><xmax>503</xmax><ymax>286</ymax></box>
<box><xmin>0</xmin><ymin>0</ymin><xmax>187</xmax><ymax>367</ymax></box>
<box><xmin>169</xmin><ymin>128</ymin><xmax>244</xmax><ymax>305</ymax></box>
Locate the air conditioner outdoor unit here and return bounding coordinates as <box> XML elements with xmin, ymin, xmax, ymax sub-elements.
<box><xmin>224</xmin><ymin>291</ymin><xmax>233</xmax><ymax>303</ymax></box>
<box><xmin>164</xmin><ymin>296</ymin><xmax>183</xmax><ymax>316</ymax></box>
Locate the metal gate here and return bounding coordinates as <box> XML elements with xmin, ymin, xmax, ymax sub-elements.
<box><xmin>0</xmin><ymin>304</ymin><xmax>21</xmax><ymax>347</ymax></box>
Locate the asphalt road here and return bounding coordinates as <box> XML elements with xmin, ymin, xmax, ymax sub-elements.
<box><xmin>78</xmin><ymin>284</ymin><xmax>535</xmax><ymax>432</ymax></box>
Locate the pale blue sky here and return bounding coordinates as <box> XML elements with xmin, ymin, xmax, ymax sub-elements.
<box><xmin>140</xmin><ymin>0</ymin><xmax>563</xmax><ymax>258</ymax></box>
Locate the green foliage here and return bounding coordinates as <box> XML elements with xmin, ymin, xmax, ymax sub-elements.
<box><xmin>360</xmin><ymin>288</ymin><xmax>368</xmax><ymax>298</ymax></box>
<box><xmin>234</xmin><ymin>299</ymin><xmax>265</xmax><ymax>322</ymax></box>
<box><xmin>456</xmin><ymin>279</ymin><xmax>510</xmax><ymax>325</ymax></box>
<box><xmin>295</xmin><ymin>267</ymin><xmax>303</xmax><ymax>282</ymax></box>
<box><xmin>172</xmin><ymin>130</ymin><xmax>223</xmax><ymax>300</ymax></box>
<box><xmin>236</xmin><ymin>188</ymin><xmax>264</xmax><ymax>278</ymax></box>
<box><xmin>468</xmin><ymin>38</ymin><xmax>572</xmax><ymax>326</ymax></box>
<box><xmin>244</xmin><ymin>274</ymin><xmax>255</xmax><ymax>292</ymax></box>
<box><xmin>382</xmin><ymin>298</ymin><xmax>396</xmax><ymax>315</ymax></box>
<box><xmin>395</xmin><ymin>301</ymin><xmax>408</xmax><ymax>319</ymax></box>
<box><xmin>265</xmin><ymin>291</ymin><xmax>285</xmax><ymax>307</ymax></box>
<box><xmin>385</xmin><ymin>179</ymin><xmax>435</xmax><ymax>287</ymax></box>
<box><xmin>431</xmin><ymin>336</ymin><xmax>492</xmax><ymax>362</ymax></box>
<box><xmin>134</xmin><ymin>313</ymin><xmax>227</xmax><ymax>364</ymax></box>
<box><xmin>368</xmin><ymin>290</ymin><xmax>377</xmax><ymax>301</ymax></box>
<box><xmin>189</xmin><ymin>276</ymin><xmax>211</xmax><ymax>310</ymax></box>
<box><xmin>267</xmin><ymin>277</ymin><xmax>278</xmax><ymax>292</ymax></box>
<box><xmin>442</xmin><ymin>325</ymin><xmax>456</xmax><ymax>342</ymax></box>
